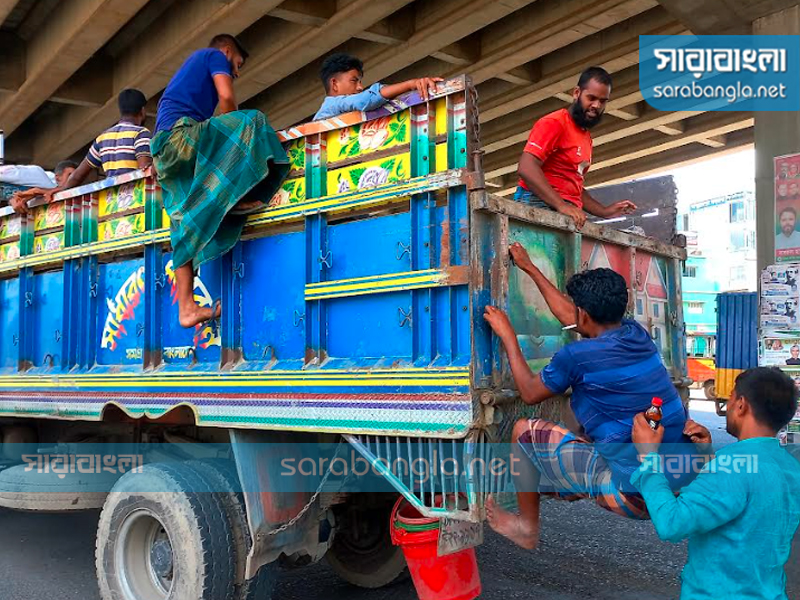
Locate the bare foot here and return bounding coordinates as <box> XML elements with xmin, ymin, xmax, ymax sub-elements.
<box><xmin>179</xmin><ymin>301</ymin><xmax>221</xmax><ymax>329</ymax></box>
<box><xmin>485</xmin><ymin>495</ymin><xmax>539</xmax><ymax>550</ymax></box>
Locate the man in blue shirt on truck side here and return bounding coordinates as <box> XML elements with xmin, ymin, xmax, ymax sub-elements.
<box><xmin>482</xmin><ymin>242</ymin><xmax>702</xmax><ymax>550</ymax></box>
<box><xmin>153</xmin><ymin>34</ymin><xmax>288</xmax><ymax>329</ymax></box>
<box><xmin>632</xmin><ymin>366</ymin><xmax>800</xmax><ymax>600</ymax></box>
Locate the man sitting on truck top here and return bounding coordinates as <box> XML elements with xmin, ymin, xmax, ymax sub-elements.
<box><xmin>152</xmin><ymin>34</ymin><xmax>289</xmax><ymax>328</ymax></box>
<box><xmin>482</xmin><ymin>242</ymin><xmax>703</xmax><ymax>550</ymax></box>
<box><xmin>313</xmin><ymin>53</ymin><xmax>442</xmax><ymax>121</ymax></box>
<box><xmin>632</xmin><ymin>367</ymin><xmax>800</xmax><ymax>600</ymax></box>
<box><xmin>8</xmin><ymin>161</ymin><xmax>77</xmax><ymax>213</ymax></box>
<box><xmin>25</xmin><ymin>89</ymin><xmax>153</xmax><ymax>208</ymax></box>
<box><xmin>516</xmin><ymin>67</ymin><xmax>636</xmax><ymax>228</ymax></box>
<box><xmin>1</xmin><ymin>163</ymin><xmax>57</xmax><ymax>206</ymax></box>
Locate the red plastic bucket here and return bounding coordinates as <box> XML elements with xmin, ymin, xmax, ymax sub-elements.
<box><xmin>390</xmin><ymin>497</ymin><xmax>482</xmax><ymax>600</ymax></box>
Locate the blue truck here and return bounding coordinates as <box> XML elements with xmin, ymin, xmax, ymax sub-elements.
<box><xmin>0</xmin><ymin>76</ymin><xmax>687</xmax><ymax>600</ymax></box>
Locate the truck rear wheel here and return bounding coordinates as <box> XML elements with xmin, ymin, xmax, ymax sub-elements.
<box><xmin>187</xmin><ymin>459</ymin><xmax>278</xmax><ymax>600</ymax></box>
<box><xmin>95</xmin><ymin>463</ymin><xmax>236</xmax><ymax>600</ymax></box>
<box><xmin>703</xmin><ymin>380</ymin><xmax>716</xmax><ymax>400</ymax></box>
<box><xmin>327</xmin><ymin>494</ymin><xmax>408</xmax><ymax>589</ymax></box>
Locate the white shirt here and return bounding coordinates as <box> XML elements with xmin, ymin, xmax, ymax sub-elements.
<box><xmin>0</xmin><ymin>165</ymin><xmax>55</xmax><ymax>188</ymax></box>
<box><xmin>776</xmin><ymin>230</ymin><xmax>800</xmax><ymax>250</ymax></box>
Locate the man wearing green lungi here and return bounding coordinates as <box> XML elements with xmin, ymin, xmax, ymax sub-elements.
<box><xmin>153</xmin><ymin>34</ymin><xmax>289</xmax><ymax>328</ymax></box>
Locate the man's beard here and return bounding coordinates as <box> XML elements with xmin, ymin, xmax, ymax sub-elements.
<box><xmin>784</xmin><ymin>226</ymin><xmax>795</xmax><ymax>236</ymax></box>
<box><xmin>569</xmin><ymin>101</ymin><xmax>604</xmax><ymax>129</ymax></box>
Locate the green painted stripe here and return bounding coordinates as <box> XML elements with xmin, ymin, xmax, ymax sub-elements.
<box><xmin>0</xmin><ymin>408</ymin><xmax>100</xmax><ymax>417</ymax></box>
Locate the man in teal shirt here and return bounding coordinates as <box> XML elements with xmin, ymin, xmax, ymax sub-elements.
<box><xmin>632</xmin><ymin>367</ymin><xmax>800</xmax><ymax>599</ymax></box>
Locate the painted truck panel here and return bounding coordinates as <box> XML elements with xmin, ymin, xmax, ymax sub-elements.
<box><xmin>0</xmin><ymin>76</ymin><xmax>686</xmax><ymax>445</ymax></box>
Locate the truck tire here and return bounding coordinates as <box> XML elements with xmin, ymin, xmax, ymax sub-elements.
<box><xmin>327</xmin><ymin>494</ymin><xmax>408</xmax><ymax>589</ymax></box>
<box><xmin>0</xmin><ymin>463</ymin><xmax>119</xmax><ymax>511</ymax></box>
<box><xmin>95</xmin><ymin>462</ymin><xmax>236</xmax><ymax>600</ymax></box>
<box><xmin>186</xmin><ymin>460</ymin><xmax>278</xmax><ymax>600</ymax></box>
<box><xmin>703</xmin><ymin>380</ymin><xmax>716</xmax><ymax>400</ymax></box>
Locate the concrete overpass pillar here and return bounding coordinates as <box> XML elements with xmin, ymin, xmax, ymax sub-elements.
<box><xmin>754</xmin><ymin>4</ymin><xmax>800</xmax><ymax>272</ymax></box>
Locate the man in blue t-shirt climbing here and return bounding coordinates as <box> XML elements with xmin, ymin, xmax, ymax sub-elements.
<box><xmin>482</xmin><ymin>242</ymin><xmax>705</xmax><ymax>550</ymax></box>
<box><xmin>153</xmin><ymin>34</ymin><xmax>288</xmax><ymax>329</ymax></box>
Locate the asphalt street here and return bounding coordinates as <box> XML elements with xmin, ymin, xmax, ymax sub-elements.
<box><xmin>0</xmin><ymin>398</ymin><xmax>797</xmax><ymax>600</ymax></box>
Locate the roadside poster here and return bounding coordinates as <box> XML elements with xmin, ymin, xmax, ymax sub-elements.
<box><xmin>762</xmin><ymin>336</ymin><xmax>800</xmax><ymax>366</ymax></box>
<box><xmin>774</xmin><ymin>153</ymin><xmax>800</xmax><ymax>262</ymax></box>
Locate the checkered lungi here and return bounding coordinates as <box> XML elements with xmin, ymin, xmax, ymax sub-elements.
<box><xmin>518</xmin><ymin>418</ymin><xmax>649</xmax><ymax>520</ymax></box>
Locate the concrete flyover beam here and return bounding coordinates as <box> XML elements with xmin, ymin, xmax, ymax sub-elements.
<box><xmin>481</xmin><ymin>101</ymin><xmax>698</xmax><ymax>163</ymax></box>
<box><xmin>30</xmin><ymin>0</ymin><xmax>284</xmax><ymax>166</ymax></box>
<box><xmin>586</xmin><ymin>127</ymin><xmax>755</xmax><ymax>186</ymax></box>
<box><xmin>591</xmin><ymin>111</ymin><xmax>755</xmax><ymax>170</ymax></box>
<box><xmin>441</xmin><ymin>0</ymin><xmax>658</xmax><ymax>85</ymax></box>
<box><xmin>0</xmin><ymin>32</ymin><xmax>24</xmax><ymax>94</ymax></box>
<box><xmin>0</xmin><ymin>0</ymin><xmax>150</xmax><ymax>138</ymax></box>
<box><xmin>0</xmin><ymin>0</ymin><xmax>20</xmax><ymax>28</ymax></box>
<box><xmin>232</xmin><ymin>0</ymin><xmax>417</xmax><ymax>106</ymax></box>
<box><xmin>488</xmin><ymin>126</ymin><xmax>755</xmax><ymax>193</ymax></box>
<box><xmin>481</xmin><ymin>106</ymin><xmax>704</xmax><ymax>180</ymax></box>
<box><xmin>253</xmin><ymin>0</ymin><xmax>538</xmax><ymax>129</ymax></box>
<box><xmin>655</xmin><ymin>0</ymin><xmax>800</xmax><ymax>34</ymax></box>
<box><xmin>590</xmin><ymin>104</ymin><xmax>701</xmax><ymax>146</ymax></box>
<box><xmin>479</xmin><ymin>6</ymin><xmax>686</xmax><ymax>122</ymax></box>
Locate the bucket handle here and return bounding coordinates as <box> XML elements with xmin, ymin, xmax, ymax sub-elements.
<box><xmin>390</xmin><ymin>495</ymin><xmax>406</xmax><ymax>545</ymax></box>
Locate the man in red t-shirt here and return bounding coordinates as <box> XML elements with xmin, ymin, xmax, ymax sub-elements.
<box><xmin>516</xmin><ymin>66</ymin><xmax>636</xmax><ymax>228</ymax></box>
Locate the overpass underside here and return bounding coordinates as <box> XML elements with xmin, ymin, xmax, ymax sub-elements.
<box><xmin>0</xmin><ymin>0</ymin><xmax>795</xmax><ymax>201</ymax></box>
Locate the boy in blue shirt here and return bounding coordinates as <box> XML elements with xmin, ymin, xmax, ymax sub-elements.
<box><xmin>314</xmin><ymin>53</ymin><xmax>442</xmax><ymax>121</ymax></box>
<box><xmin>483</xmin><ymin>242</ymin><xmax>701</xmax><ymax>550</ymax></box>
<box><xmin>632</xmin><ymin>367</ymin><xmax>800</xmax><ymax>600</ymax></box>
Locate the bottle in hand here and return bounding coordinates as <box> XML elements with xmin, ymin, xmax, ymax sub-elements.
<box><xmin>645</xmin><ymin>397</ymin><xmax>663</xmax><ymax>430</ymax></box>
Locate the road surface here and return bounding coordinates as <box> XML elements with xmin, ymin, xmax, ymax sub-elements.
<box><xmin>0</xmin><ymin>399</ymin><xmax>796</xmax><ymax>600</ymax></box>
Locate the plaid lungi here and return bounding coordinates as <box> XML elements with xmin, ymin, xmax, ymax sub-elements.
<box><xmin>518</xmin><ymin>418</ymin><xmax>649</xmax><ymax>520</ymax></box>
<box><xmin>152</xmin><ymin>110</ymin><xmax>289</xmax><ymax>269</ymax></box>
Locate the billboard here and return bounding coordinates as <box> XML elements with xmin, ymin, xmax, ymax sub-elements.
<box><xmin>775</xmin><ymin>152</ymin><xmax>800</xmax><ymax>262</ymax></box>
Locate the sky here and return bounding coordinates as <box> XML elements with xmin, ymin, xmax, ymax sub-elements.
<box><xmin>667</xmin><ymin>148</ymin><xmax>755</xmax><ymax>210</ymax></box>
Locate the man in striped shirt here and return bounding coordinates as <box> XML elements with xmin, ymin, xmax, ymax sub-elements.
<box><xmin>42</xmin><ymin>89</ymin><xmax>152</xmax><ymax>201</ymax></box>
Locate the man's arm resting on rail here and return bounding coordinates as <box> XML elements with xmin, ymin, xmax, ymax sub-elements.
<box><xmin>213</xmin><ymin>74</ymin><xmax>238</xmax><ymax>114</ymax></box>
<box><xmin>518</xmin><ymin>153</ymin><xmax>586</xmax><ymax>228</ymax></box>
<box><xmin>36</xmin><ymin>159</ymin><xmax>95</xmax><ymax>205</ymax></box>
<box><xmin>580</xmin><ymin>189</ymin><xmax>637</xmax><ymax>219</ymax></box>
<box><xmin>483</xmin><ymin>306</ymin><xmax>554</xmax><ymax>405</ymax></box>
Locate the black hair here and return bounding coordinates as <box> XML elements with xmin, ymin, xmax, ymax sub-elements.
<box><xmin>734</xmin><ymin>367</ymin><xmax>798</xmax><ymax>432</ymax></box>
<box><xmin>781</xmin><ymin>206</ymin><xmax>797</xmax><ymax>218</ymax></box>
<box><xmin>320</xmin><ymin>53</ymin><xmax>364</xmax><ymax>93</ymax></box>
<box><xmin>209</xmin><ymin>34</ymin><xmax>249</xmax><ymax>62</ymax></box>
<box><xmin>54</xmin><ymin>160</ymin><xmax>78</xmax><ymax>174</ymax></box>
<box><xmin>566</xmin><ymin>268</ymin><xmax>628</xmax><ymax>325</ymax></box>
<box><xmin>577</xmin><ymin>66</ymin><xmax>612</xmax><ymax>90</ymax></box>
<box><xmin>118</xmin><ymin>88</ymin><xmax>147</xmax><ymax>117</ymax></box>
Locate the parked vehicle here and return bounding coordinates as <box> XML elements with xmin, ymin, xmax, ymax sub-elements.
<box><xmin>713</xmin><ymin>291</ymin><xmax>758</xmax><ymax>415</ymax></box>
<box><xmin>686</xmin><ymin>333</ymin><xmax>716</xmax><ymax>399</ymax></box>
